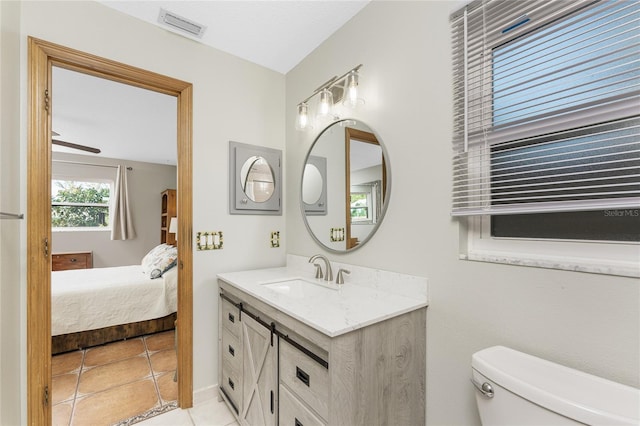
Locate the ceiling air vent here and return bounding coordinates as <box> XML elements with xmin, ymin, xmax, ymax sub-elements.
<box><xmin>158</xmin><ymin>8</ymin><xmax>206</xmax><ymax>39</ymax></box>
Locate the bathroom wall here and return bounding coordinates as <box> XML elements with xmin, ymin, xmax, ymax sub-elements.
<box><xmin>0</xmin><ymin>0</ymin><xmax>23</xmax><ymax>424</ymax></box>
<box><xmin>3</xmin><ymin>1</ymin><xmax>286</xmax><ymax>422</ymax></box>
<box><xmin>285</xmin><ymin>2</ymin><xmax>640</xmax><ymax>425</ymax></box>
<box><xmin>51</xmin><ymin>152</ymin><xmax>177</xmax><ymax>268</ymax></box>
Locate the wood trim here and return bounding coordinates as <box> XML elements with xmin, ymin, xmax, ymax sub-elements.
<box><xmin>344</xmin><ymin>127</ymin><xmax>382</xmax><ymax>250</ymax></box>
<box><xmin>345</xmin><ymin>129</ymin><xmax>352</xmax><ymax>249</ymax></box>
<box><xmin>176</xmin><ymin>83</ymin><xmax>194</xmax><ymax>407</ymax></box>
<box><xmin>27</xmin><ymin>37</ymin><xmax>194</xmax><ymax>424</ymax></box>
<box><xmin>27</xmin><ymin>36</ymin><xmax>53</xmax><ymax>426</ymax></box>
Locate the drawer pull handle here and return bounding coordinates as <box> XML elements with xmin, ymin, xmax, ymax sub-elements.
<box><xmin>70</xmin><ymin>258</ymin><xmax>77</xmax><ymax>262</ymax></box>
<box><xmin>295</xmin><ymin>418</ymin><xmax>303</xmax><ymax>426</ymax></box>
<box><xmin>228</xmin><ymin>345</ymin><xmax>235</xmax><ymax>356</ymax></box>
<box><xmin>228</xmin><ymin>377</ymin><xmax>235</xmax><ymax>390</ymax></box>
<box><xmin>228</xmin><ymin>312</ymin><xmax>235</xmax><ymax>323</ymax></box>
<box><xmin>296</xmin><ymin>366</ymin><xmax>310</xmax><ymax>387</ymax></box>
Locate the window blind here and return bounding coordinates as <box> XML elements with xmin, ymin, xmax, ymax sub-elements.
<box><xmin>451</xmin><ymin>0</ymin><xmax>640</xmax><ymax>216</ymax></box>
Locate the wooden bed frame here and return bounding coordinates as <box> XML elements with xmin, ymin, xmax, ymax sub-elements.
<box><xmin>52</xmin><ymin>312</ymin><xmax>177</xmax><ymax>354</ymax></box>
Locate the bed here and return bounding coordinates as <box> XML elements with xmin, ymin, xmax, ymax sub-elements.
<box><xmin>51</xmin><ymin>245</ymin><xmax>179</xmax><ymax>354</ymax></box>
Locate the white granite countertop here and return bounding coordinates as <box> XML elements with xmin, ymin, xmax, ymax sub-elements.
<box><xmin>217</xmin><ymin>257</ymin><xmax>428</xmax><ymax>337</ymax></box>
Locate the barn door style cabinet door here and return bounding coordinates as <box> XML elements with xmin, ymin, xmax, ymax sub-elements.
<box><xmin>240</xmin><ymin>314</ymin><xmax>278</xmax><ymax>426</ymax></box>
<box><xmin>218</xmin><ymin>295</ymin><xmax>278</xmax><ymax>425</ymax></box>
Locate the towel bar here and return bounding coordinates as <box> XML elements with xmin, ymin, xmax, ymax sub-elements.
<box><xmin>0</xmin><ymin>211</ymin><xmax>24</xmax><ymax>219</ymax></box>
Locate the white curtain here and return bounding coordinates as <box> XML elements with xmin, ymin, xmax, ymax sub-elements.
<box><xmin>111</xmin><ymin>165</ymin><xmax>136</xmax><ymax>240</ymax></box>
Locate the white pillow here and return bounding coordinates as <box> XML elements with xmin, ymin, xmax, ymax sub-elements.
<box><xmin>141</xmin><ymin>244</ymin><xmax>177</xmax><ymax>279</ymax></box>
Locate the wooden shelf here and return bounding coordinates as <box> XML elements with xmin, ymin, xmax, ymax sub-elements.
<box><xmin>161</xmin><ymin>189</ymin><xmax>177</xmax><ymax>246</ymax></box>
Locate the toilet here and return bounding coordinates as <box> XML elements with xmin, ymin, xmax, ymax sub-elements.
<box><xmin>471</xmin><ymin>346</ymin><xmax>640</xmax><ymax>425</ymax></box>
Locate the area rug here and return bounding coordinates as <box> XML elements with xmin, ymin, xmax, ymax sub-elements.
<box><xmin>113</xmin><ymin>401</ymin><xmax>179</xmax><ymax>426</ymax></box>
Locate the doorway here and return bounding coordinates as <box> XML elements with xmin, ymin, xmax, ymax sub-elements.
<box><xmin>27</xmin><ymin>37</ymin><xmax>193</xmax><ymax>425</ymax></box>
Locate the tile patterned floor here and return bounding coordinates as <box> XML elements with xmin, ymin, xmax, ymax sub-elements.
<box><xmin>136</xmin><ymin>398</ymin><xmax>238</xmax><ymax>426</ymax></box>
<box><xmin>52</xmin><ymin>330</ymin><xmax>178</xmax><ymax>426</ymax></box>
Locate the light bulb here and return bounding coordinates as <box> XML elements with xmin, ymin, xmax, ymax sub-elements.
<box><xmin>295</xmin><ymin>103</ymin><xmax>309</xmax><ymax>130</ymax></box>
<box><xmin>318</xmin><ymin>88</ymin><xmax>333</xmax><ymax>117</ymax></box>
<box><xmin>344</xmin><ymin>70</ymin><xmax>362</xmax><ymax>108</ymax></box>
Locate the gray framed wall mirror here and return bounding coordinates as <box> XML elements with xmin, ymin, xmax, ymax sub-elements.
<box><xmin>229</xmin><ymin>141</ymin><xmax>282</xmax><ymax>215</ymax></box>
<box><xmin>301</xmin><ymin>119</ymin><xmax>391</xmax><ymax>252</ymax></box>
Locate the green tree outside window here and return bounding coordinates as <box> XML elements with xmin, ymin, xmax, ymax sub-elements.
<box><xmin>51</xmin><ymin>180</ymin><xmax>111</xmax><ymax>228</ymax></box>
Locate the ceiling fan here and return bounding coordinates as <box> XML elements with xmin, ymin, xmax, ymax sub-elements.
<box><xmin>52</xmin><ymin>131</ymin><xmax>101</xmax><ymax>154</ymax></box>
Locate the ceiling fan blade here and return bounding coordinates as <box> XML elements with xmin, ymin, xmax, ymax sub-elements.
<box><xmin>52</xmin><ymin>139</ymin><xmax>101</xmax><ymax>154</ymax></box>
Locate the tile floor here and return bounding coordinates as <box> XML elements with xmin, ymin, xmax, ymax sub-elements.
<box><xmin>52</xmin><ymin>330</ymin><xmax>179</xmax><ymax>426</ymax></box>
<box><xmin>136</xmin><ymin>398</ymin><xmax>238</xmax><ymax>426</ymax></box>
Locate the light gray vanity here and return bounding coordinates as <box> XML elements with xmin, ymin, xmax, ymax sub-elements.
<box><xmin>217</xmin><ymin>255</ymin><xmax>428</xmax><ymax>425</ymax></box>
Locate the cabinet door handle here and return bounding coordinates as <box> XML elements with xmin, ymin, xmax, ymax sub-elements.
<box><xmin>228</xmin><ymin>345</ymin><xmax>235</xmax><ymax>356</ymax></box>
<box><xmin>228</xmin><ymin>378</ymin><xmax>235</xmax><ymax>390</ymax></box>
<box><xmin>228</xmin><ymin>312</ymin><xmax>235</xmax><ymax>323</ymax></box>
<box><xmin>270</xmin><ymin>390</ymin><xmax>274</xmax><ymax>414</ymax></box>
<box><xmin>295</xmin><ymin>418</ymin><xmax>303</xmax><ymax>426</ymax></box>
<box><xmin>296</xmin><ymin>366</ymin><xmax>310</xmax><ymax>387</ymax></box>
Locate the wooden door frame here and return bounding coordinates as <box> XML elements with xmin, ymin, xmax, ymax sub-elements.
<box><xmin>27</xmin><ymin>37</ymin><xmax>193</xmax><ymax>425</ymax></box>
<box><xmin>344</xmin><ymin>127</ymin><xmax>384</xmax><ymax>250</ymax></box>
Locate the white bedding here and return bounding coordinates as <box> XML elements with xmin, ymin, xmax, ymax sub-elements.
<box><xmin>52</xmin><ymin>265</ymin><xmax>177</xmax><ymax>336</ymax></box>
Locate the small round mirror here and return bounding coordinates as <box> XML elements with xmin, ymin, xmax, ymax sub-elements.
<box><xmin>301</xmin><ymin>119</ymin><xmax>391</xmax><ymax>252</ymax></box>
<box><xmin>241</xmin><ymin>156</ymin><xmax>275</xmax><ymax>203</ymax></box>
<box><xmin>302</xmin><ymin>164</ymin><xmax>323</xmax><ymax>205</ymax></box>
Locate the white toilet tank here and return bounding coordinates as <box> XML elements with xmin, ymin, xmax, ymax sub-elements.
<box><xmin>472</xmin><ymin>346</ymin><xmax>640</xmax><ymax>426</ymax></box>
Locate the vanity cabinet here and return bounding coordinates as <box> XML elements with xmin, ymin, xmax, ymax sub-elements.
<box><xmin>219</xmin><ymin>297</ymin><xmax>244</xmax><ymax>416</ymax></box>
<box><xmin>218</xmin><ymin>280</ymin><xmax>426</xmax><ymax>426</ymax></box>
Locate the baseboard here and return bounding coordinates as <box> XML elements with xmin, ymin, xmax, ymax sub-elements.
<box><xmin>193</xmin><ymin>384</ymin><xmax>219</xmax><ymax>405</ymax></box>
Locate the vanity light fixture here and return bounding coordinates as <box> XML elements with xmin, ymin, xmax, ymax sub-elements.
<box><xmin>317</xmin><ymin>88</ymin><xmax>333</xmax><ymax>117</ymax></box>
<box><xmin>295</xmin><ymin>103</ymin><xmax>309</xmax><ymax>131</ymax></box>
<box><xmin>295</xmin><ymin>64</ymin><xmax>363</xmax><ymax>131</ymax></box>
<box><xmin>344</xmin><ymin>69</ymin><xmax>363</xmax><ymax>108</ymax></box>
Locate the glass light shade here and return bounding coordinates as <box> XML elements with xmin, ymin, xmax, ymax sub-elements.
<box><xmin>295</xmin><ymin>103</ymin><xmax>309</xmax><ymax>130</ymax></box>
<box><xmin>343</xmin><ymin>70</ymin><xmax>363</xmax><ymax>108</ymax></box>
<box><xmin>318</xmin><ymin>88</ymin><xmax>333</xmax><ymax>117</ymax></box>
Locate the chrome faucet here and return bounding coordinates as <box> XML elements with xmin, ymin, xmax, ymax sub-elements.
<box><xmin>336</xmin><ymin>268</ymin><xmax>351</xmax><ymax>285</ymax></box>
<box><xmin>308</xmin><ymin>254</ymin><xmax>333</xmax><ymax>282</ymax></box>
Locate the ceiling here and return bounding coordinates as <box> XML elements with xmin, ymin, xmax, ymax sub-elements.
<box><xmin>99</xmin><ymin>1</ymin><xmax>369</xmax><ymax>74</ymax></box>
<box><xmin>52</xmin><ymin>1</ymin><xmax>369</xmax><ymax>165</ymax></box>
<box><xmin>52</xmin><ymin>67</ymin><xmax>178</xmax><ymax>165</ymax></box>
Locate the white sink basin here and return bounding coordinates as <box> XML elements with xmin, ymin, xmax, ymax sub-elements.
<box><xmin>260</xmin><ymin>277</ymin><xmax>339</xmax><ymax>298</ymax></box>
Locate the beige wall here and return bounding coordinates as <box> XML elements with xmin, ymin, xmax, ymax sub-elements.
<box><xmin>51</xmin><ymin>153</ymin><xmax>177</xmax><ymax>267</ymax></box>
<box><xmin>3</xmin><ymin>1</ymin><xmax>287</xmax><ymax>422</ymax></box>
<box><xmin>0</xmin><ymin>0</ymin><xmax>24</xmax><ymax>424</ymax></box>
<box><xmin>3</xmin><ymin>1</ymin><xmax>638</xmax><ymax>424</ymax></box>
<box><xmin>285</xmin><ymin>2</ymin><xmax>640</xmax><ymax>425</ymax></box>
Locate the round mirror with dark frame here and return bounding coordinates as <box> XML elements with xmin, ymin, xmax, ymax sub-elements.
<box><xmin>301</xmin><ymin>119</ymin><xmax>391</xmax><ymax>252</ymax></box>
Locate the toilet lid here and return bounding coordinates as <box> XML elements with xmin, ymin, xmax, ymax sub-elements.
<box><xmin>472</xmin><ymin>346</ymin><xmax>640</xmax><ymax>426</ymax></box>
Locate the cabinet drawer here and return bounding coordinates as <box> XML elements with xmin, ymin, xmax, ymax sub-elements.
<box><xmin>280</xmin><ymin>339</ymin><xmax>329</xmax><ymax>420</ymax></box>
<box><xmin>221</xmin><ymin>297</ymin><xmax>241</xmax><ymax>337</ymax></box>
<box><xmin>52</xmin><ymin>252</ymin><xmax>92</xmax><ymax>271</ymax></box>
<box><xmin>221</xmin><ymin>327</ymin><xmax>242</xmax><ymax>373</ymax></box>
<box><xmin>279</xmin><ymin>384</ymin><xmax>326</xmax><ymax>426</ymax></box>
<box><xmin>221</xmin><ymin>360</ymin><xmax>242</xmax><ymax>415</ymax></box>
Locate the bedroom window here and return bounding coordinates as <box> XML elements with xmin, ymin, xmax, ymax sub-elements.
<box><xmin>51</xmin><ymin>180</ymin><xmax>111</xmax><ymax>229</ymax></box>
<box><xmin>450</xmin><ymin>0</ymin><xmax>640</xmax><ymax>276</ymax></box>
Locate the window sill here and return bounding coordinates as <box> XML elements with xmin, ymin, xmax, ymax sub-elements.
<box><xmin>52</xmin><ymin>228</ymin><xmax>111</xmax><ymax>233</ymax></box>
<box><xmin>461</xmin><ymin>250</ymin><xmax>639</xmax><ymax>278</ymax></box>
